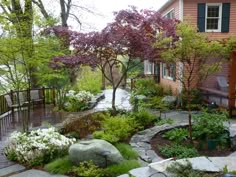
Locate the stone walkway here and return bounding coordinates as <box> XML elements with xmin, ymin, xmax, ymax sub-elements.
<box><xmin>94</xmin><ymin>89</ymin><xmax>132</xmax><ymax>111</ymax></box>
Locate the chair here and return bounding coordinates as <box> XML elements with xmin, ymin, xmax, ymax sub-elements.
<box><xmin>30</xmin><ymin>90</ymin><xmax>45</xmax><ymax>108</ymax></box>
<box><xmin>4</xmin><ymin>92</ymin><xmax>30</xmax><ymax>119</ymax></box>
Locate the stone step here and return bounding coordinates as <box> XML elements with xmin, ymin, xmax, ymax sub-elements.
<box><xmin>9</xmin><ymin>169</ymin><xmax>68</xmax><ymax>177</ymax></box>
<box><xmin>0</xmin><ymin>164</ymin><xmax>25</xmax><ymax>177</ymax></box>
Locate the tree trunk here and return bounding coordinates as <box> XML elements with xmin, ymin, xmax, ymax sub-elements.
<box><xmin>112</xmin><ymin>87</ymin><xmax>117</xmax><ymax>115</ymax></box>
<box><xmin>187</xmin><ymin>90</ymin><xmax>193</xmax><ymax>143</ymax></box>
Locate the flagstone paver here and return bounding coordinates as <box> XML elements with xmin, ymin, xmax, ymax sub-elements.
<box><xmin>9</xmin><ymin>169</ymin><xmax>68</xmax><ymax>177</ymax></box>
<box><xmin>0</xmin><ymin>164</ymin><xmax>25</xmax><ymax>176</ymax></box>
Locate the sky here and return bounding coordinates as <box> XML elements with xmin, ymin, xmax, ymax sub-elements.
<box><xmin>68</xmin><ymin>0</ymin><xmax>169</xmax><ymax>32</ymax></box>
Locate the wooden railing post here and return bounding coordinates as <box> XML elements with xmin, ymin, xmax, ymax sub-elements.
<box><xmin>10</xmin><ymin>90</ymin><xmax>15</xmax><ymax>122</ymax></box>
<box><xmin>53</xmin><ymin>88</ymin><xmax>56</xmax><ymax>106</ymax></box>
<box><xmin>42</xmin><ymin>87</ymin><xmax>46</xmax><ymax>108</ymax></box>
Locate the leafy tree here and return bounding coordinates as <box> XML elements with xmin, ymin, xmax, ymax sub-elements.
<box><xmin>158</xmin><ymin>22</ymin><xmax>227</xmax><ymax>142</ymax></box>
<box><xmin>49</xmin><ymin>7</ymin><xmax>178</xmax><ymax>113</ymax></box>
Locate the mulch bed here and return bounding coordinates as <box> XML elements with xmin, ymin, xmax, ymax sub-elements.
<box><xmin>150</xmin><ymin>131</ymin><xmax>233</xmax><ymax>158</ymax></box>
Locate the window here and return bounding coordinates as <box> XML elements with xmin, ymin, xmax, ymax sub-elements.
<box><xmin>198</xmin><ymin>3</ymin><xmax>230</xmax><ymax>33</ymax></box>
<box><xmin>205</xmin><ymin>4</ymin><xmax>222</xmax><ymax>32</ymax></box>
<box><xmin>162</xmin><ymin>63</ymin><xmax>176</xmax><ymax>81</ymax></box>
<box><xmin>144</xmin><ymin>60</ymin><xmax>153</xmax><ymax>74</ymax></box>
<box><xmin>165</xmin><ymin>9</ymin><xmax>175</xmax><ymax>19</ymax></box>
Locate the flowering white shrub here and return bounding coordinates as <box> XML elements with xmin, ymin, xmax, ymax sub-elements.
<box><xmin>4</xmin><ymin>127</ymin><xmax>76</xmax><ymax>166</ymax></box>
<box><xmin>65</xmin><ymin>90</ymin><xmax>94</xmax><ymax>111</ymax></box>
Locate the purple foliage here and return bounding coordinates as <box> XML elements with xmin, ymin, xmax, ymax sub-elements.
<box><xmin>49</xmin><ymin>7</ymin><xmax>178</xmax><ymax>69</ymax></box>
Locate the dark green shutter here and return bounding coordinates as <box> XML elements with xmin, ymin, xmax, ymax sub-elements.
<box><xmin>222</xmin><ymin>3</ymin><xmax>230</xmax><ymax>33</ymax></box>
<box><xmin>197</xmin><ymin>3</ymin><xmax>206</xmax><ymax>32</ymax></box>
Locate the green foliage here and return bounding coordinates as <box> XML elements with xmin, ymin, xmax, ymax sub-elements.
<box><xmin>93</xmin><ymin>115</ymin><xmax>137</xmax><ymax>143</ymax></box>
<box><xmin>158</xmin><ymin>144</ymin><xmax>199</xmax><ymax>159</ymax></box>
<box><xmin>129</xmin><ymin>109</ymin><xmax>156</xmax><ymax>128</ymax></box>
<box><xmin>115</xmin><ymin>143</ymin><xmax>139</xmax><ymax>160</ymax></box>
<box><xmin>71</xmin><ymin>161</ymin><xmax>104</xmax><ymax>177</ymax></box>
<box><xmin>142</xmin><ymin>96</ymin><xmax>170</xmax><ymax>110</ymax></box>
<box><xmin>74</xmin><ymin>66</ymin><xmax>102</xmax><ymax>94</ymax></box>
<box><xmin>163</xmin><ymin>128</ymin><xmax>189</xmax><ymax>143</ymax></box>
<box><xmin>44</xmin><ymin>156</ymin><xmax>73</xmax><ymax>174</ymax></box>
<box><xmin>166</xmin><ymin>160</ymin><xmax>202</xmax><ymax>177</ymax></box>
<box><xmin>181</xmin><ymin>89</ymin><xmax>203</xmax><ymax>110</ymax></box>
<box><xmin>193</xmin><ymin>112</ymin><xmax>227</xmax><ymax>140</ymax></box>
<box><xmin>104</xmin><ymin>160</ymin><xmax>140</xmax><ymax>177</ymax></box>
<box><xmin>155</xmin><ymin>118</ymin><xmax>174</xmax><ymax>126</ymax></box>
<box><xmin>134</xmin><ymin>79</ymin><xmax>164</xmax><ymax>97</ymax></box>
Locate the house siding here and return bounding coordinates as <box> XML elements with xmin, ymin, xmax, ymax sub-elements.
<box><xmin>183</xmin><ymin>0</ymin><xmax>236</xmax><ymax>40</ymax></box>
<box><xmin>160</xmin><ymin>0</ymin><xmax>180</xmax><ymax>19</ymax></box>
<box><xmin>160</xmin><ymin>62</ymin><xmax>180</xmax><ymax>95</ymax></box>
<box><xmin>159</xmin><ymin>0</ymin><xmax>181</xmax><ymax>94</ymax></box>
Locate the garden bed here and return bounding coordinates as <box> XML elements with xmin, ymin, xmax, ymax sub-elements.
<box><xmin>150</xmin><ymin>130</ymin><xmax>233</xmax><ymax>159</ymax></box>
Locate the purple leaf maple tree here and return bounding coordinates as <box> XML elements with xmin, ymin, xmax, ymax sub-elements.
<box><xmin>49</xmin><ymin>7</ymin><xmax>178</xmax><ymax>113</ymax></box>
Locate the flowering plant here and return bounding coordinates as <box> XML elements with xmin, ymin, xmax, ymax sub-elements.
<box><xmin>4</xmin><ymin>127</ymin><xmax>76</xmax><ymax>166</ymax></box>
<box><xmin>65</xmin><ymin>90</ymin><xmax>94</xmax><ymax>111</ymax></box>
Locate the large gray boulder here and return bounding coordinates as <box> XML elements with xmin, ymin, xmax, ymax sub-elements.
<box><xmin>161</xmin><ymin>96</ymin><xmax>177</xmax><ymax>105</ymax></box>
<box><xmin>69</xmin><ymin>139</ymin><xmax>123</xmax><ymax>167</ymax></box>
<box><xmin>229</xmin><ymin>124</ymin><xmax>236</xmax><ymax>150</ymax></box>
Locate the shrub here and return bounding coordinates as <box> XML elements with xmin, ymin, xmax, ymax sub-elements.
<box><xmin>4</xmin><ymin>127</ymin><xmax>76</xmax><ymax>166</ymax></box>
<box><xmin>192</xmin><ymin>112</ymin><xmax>227</xmax><ymax>140</ymax></box>
<box><xmin>130</xmin><ymin>109</ymin><xmax>156</xmax><ymax>128</ymax></box>
<box><xmin>64</xmin><ymin>90</ymin><xmax>94</xmax><ymax>111</ymax></box>
<box><xmin>104</xmin><ymin>160</ymin><xmax>140</xmax><ymax>177</ymax></box>
<box><xmin>134</xmin><ymin>78</ymin><xmax>164</xmax><ymax>97</ymax></box>
<box><xmin>158</xmin><ymin>144</ymin><xmax>199</xmax><ymax>159</ymax></box>
<box><xmin>115</xmin><ymin>143</ymin><xmax>138</xmax><ymax>160</ymax></box>
<box><xmin>74</xmin><ymin>66</ymin><xmax>102</xmax><ymax>95</ymax></box>
<box><xmin>71</xmin><ymin>161</ymin><xmax>104</xmax><ymax>177</ymax></box>
<box><xmin>166</xmin><ymin>160</ymin><xmax>202</xmax><ymax>177</ymax></box>
<box><xmin>93</xmin><ymin>115</ymin><xmax>137</xmax><ymax>143</ymax></box>
<box><xmin>181</xmin><ymin>89</ymin><xmax>203</xmax><ymax>110</ymax></box>
<box><xmin>162</xmin><ymin>128</ymin><xmax>189</xmax><ymax>143</ymax></box>
<box><xmin>44</xmin><ymin>156</ymin><xmax>73</xmax><ymax>174</ymax></box>
<box><xmin>142</xmin><ymin>96</ymin><xmax>170</xmax><ymax>111</ymax></box>
<box><xmin>155</xmin><ymin>118</ymin><xmax>174</xmax><ymax>126</ymax></box>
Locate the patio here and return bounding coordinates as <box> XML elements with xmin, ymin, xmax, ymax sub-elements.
<box><xmin>0</xmin><ymin>105</ymin><xmax>66</xmax><ymax>169</ymax></box>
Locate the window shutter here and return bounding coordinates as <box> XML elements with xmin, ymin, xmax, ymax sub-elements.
<box><xmin>197</xmin><ymin>3</ymin><xmax>206</xmax><ymax>32</ymax></box>
<box><xmin>221</xmin><ymin>3</ymin><xmax>230</xmax><ymax>33</ymax></box>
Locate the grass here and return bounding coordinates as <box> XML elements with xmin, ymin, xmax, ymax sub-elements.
<box><xmin>44</xmin><ymin>156</ymin><xmax>73</xmax><ymax>174</ymax></box>
<box><xmin>104</xmin><ymin>160</ymin><xmax>140</xmax><ymax>177</ymax></box>
<box><xmin>115</xmin><ymin>143</ymin><xmax>139</xmax><ymax>160</ymax></box>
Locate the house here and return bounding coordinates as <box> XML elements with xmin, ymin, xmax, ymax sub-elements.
<box><xmin>144</xmin><ymin>0</ymin><xmax>236</xmax><ymax>115</ymax></box>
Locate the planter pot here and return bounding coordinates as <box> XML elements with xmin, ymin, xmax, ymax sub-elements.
<box><xmin>207</xmin><ymin>139</ymin><xmax>218</xmax><ymax>150</ymax></box>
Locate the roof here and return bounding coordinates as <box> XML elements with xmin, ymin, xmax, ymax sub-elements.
<box><xmin>158</xmin><ymin>0</ymin><xmax>175</xmax><ymax>12</ymax></box>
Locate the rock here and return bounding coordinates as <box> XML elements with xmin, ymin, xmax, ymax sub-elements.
<box><xmin>229</xmin><ymin>124</ymin><xmax>236</xmax><ymax>150</ymax></box>
<box><xmin>10</xmin><ymin>169</ymin><xmax>68</xmax><ymax>177</ymax></box>
<box><xmin>69</xmin><ymin>139</ymin><xmax>123</xmax><ymax>167</ymax></box>
<box><xmin>161</xmin><ymin>96</ymin><xmax>176</xmax><ymax>105</ymax></box>
<box><xmin>208</xmin><ymin>157</ymin><xmax>236</xmax><ymax>172</ymax></box>
<box><xmin>129</xmin><ymin>166</ymin><xmax>157</xmax><ymax>177</ymax></box>
<box><xmin>0</xmin><ymin>164</ymin><xmax>25</xmax><ymax>177</ymax></box>
<box><xmin>173</xmin><ymin>156</ymin><xmax>221</xmax><ymax>172</ymax></box>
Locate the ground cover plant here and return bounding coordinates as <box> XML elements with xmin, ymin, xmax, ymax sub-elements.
<box><xmin>64</xmin><ymin>90</ymin><xmax>94</xmax><ymax>112</ymax></box>
<box><xmin>4</xmin><ymin>127</ymin><xmax>76</xmax><ymax>166</ymax></box>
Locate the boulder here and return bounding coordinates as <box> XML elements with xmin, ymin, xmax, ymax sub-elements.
<box><xmin>161</xmin><ymin>96</ymin><xmax>176</xmax><ymax>105</ymax></box>
<box><xmin>69</xmin><ymin>139</ymin><xmax>123</xmax><ymax>167</ymax></box>
<box><xmin>229</xmin><ymin>124</ymin><xmax>236</xmax><ymax>150</ymax></box>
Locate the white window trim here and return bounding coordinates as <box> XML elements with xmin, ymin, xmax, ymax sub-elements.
<box><xmin>162</xmin><ymin>63</ymin><xmax>175</xmax><ymax>81</ymax></box>
<box><xmin>205</xmin><ymin>3</ymin><xmax>222</xmax><ymax>32</ymax></box>
<box><xmin>163</xmin><ymin>8</ymin><xmax>175</xmax><ymax>19</ymax></box>
<box><xmin>144</xmin><ymin>60</ymin><xmax>153</xmax><ymax>75</ymax></box>
<box><xmin>179</xmin><ymin>0</ymin><xmax>183</xmax><ymax>21</ymax></box>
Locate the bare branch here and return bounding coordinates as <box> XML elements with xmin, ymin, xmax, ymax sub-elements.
<box><xmin>32</xmin><ymin>0</ymin><xmax>50</xmax><ymax>19</ymax></box>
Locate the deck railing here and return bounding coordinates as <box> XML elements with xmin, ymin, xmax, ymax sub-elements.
<box><xmin>0</xmin><ymin>88</ymin><xmax>57</xmax><ymax>139</ymax></box>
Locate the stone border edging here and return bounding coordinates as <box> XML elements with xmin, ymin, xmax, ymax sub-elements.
<box><xmin>129</xmin><ymin>122</ymin><xmax>188</xmax><ymax>165</ymax></box>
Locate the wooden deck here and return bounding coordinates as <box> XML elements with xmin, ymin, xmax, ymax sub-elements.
<box><xmin>0</xmin><ymin>105</ymin><xmax>67</xmax><ymax>169</ymax></box>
